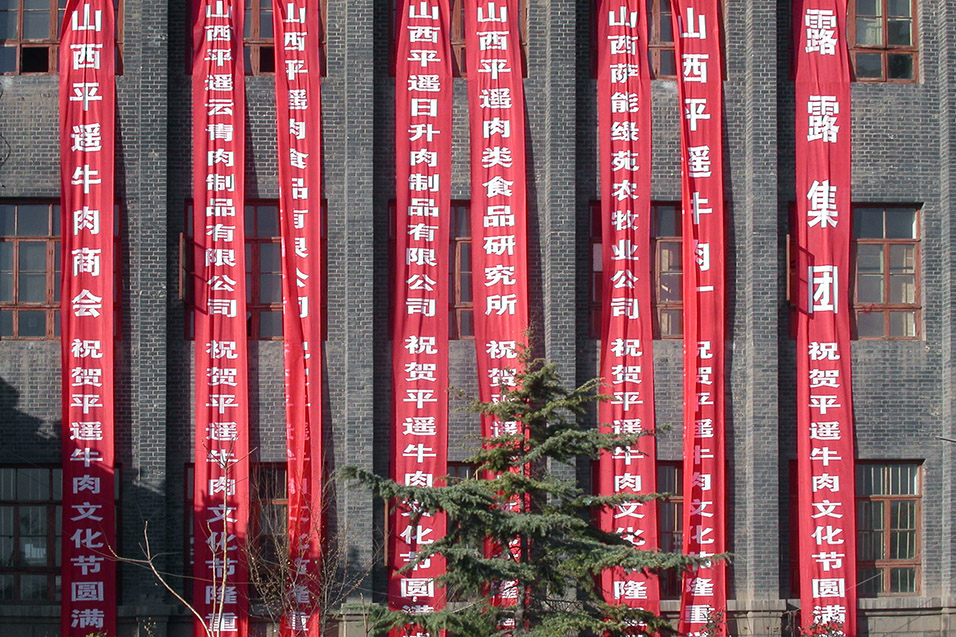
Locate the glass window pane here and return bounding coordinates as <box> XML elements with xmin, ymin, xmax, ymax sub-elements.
<box><xmin>18</xmin><ymin>240</ymin><xmax>45</xmax><ymax>270</ymax></box>
<box><xmin>0</xmin><ymin>45</ymin><xmax>15</xmax><ymax>73</ymax></box>
<box><xmin>259</xmin><ymin>272</ymin><xmax>281</xmax><ymax>304</ymax></box>
<box><xmin>888</xmin><ymin>0</ymin><xmax>912</xmax><ymax>17</ymax></box>
<box><xmin>22</xmin><ymin>11</ymin><xmax>50</xmax><ymax>39</ymax></box>
<box><xmin>857</xmin><ymin>274</ymin><xmax>884</xmax><ymax>304</ymax></box>
<box><xmin>659</xmin><ymin>49</ymin><xmax>676</xmax><ymax>76</ymax></box>
<box><xmin>259</xmin><ymin>310</ymin><xmax>282</xmax><ymax>338</ymax></box>
<box><xmin>857</xmin><ymin>0</ymin><xmax>880</xmax><ymax>15</ymax></box>
<box><xmin>0</xmin><ymin>12</ymin><xmax>16</xmax><ymax>40</ymax></box>
<box><xmin>18</xmin><ymin>273</ymin><xmax>46</xmax><ymax>303</ymax></box>
<box><xmin>17</xmin><ymin>205</ymin><xmax>48</xmax><ymax>236</ymax></box>
<box><xmin>890</xmin><ymin>567</ymin><xmax>916</xmax><ymax>593</ymax></box>
<box><xmin>659</xmin><ymin>273</ymin><xmax>681</xmax><ymax>303</ymax></box>
<box><xmin>244</xmin><ymin>7</ymin><xmax>253</xmax><ymax>39</ymax></box>
<box><xmin>459</xmin><ymin>272</ymin><xmax>472</xmax><ymax>303</ymax></box>
<box><xmin>17</xmin><ymin>469</ymin><xmax>48</xmax><ymax>500</ymax></box>
<box><xmin>256</xmin><ymin>205</ymin><xmax>279</xmax><ymax>237</ymax></box>
<box><xmin>856</xmin><ymin>52</ymin><xmax>883</xmax><ymax>79</ymax></box>
<box><xmin>889</xmin><ymin>243</ymin><xmax>915</xmax><ymax>272</ymax></box>
<box><xmin>51</xmin><ymin>204</ymin><xmax>59</xmax><ymax>235</ymax></box>
<box><xmin>260</xmin><ymin>10</ymin><xmax>273</xmax><ymax>38</ymax></box>
<box><xmin>0</xmin><ymin>205</ymin><xmax>12</xmax><ymax>234</ymax></box>
<box><xmin>887</xmin><ymin>19</ymin><xmax>912</xmax><ymax>46</ymax></box>
<box><xmin>889</xmin><ymin>311</ymin><xmax>916</xmax><ymax>338</ymax></box>
<box><xmin>0</xmin><ymin>241</ymin><xmax>9</xmax><ymax>270</ymax></box>
<box><xmin>24</xmin><ymin>0</ymin><xmax>49</xmax><ymax>9</ymax></box>
<box><xmin>857</xmin><ymin>18</ymin><xmax>883</xmax><ymax>46</ymax></box>
<box><xmin>20</xmin><ymin>534</ymin><xmax>47</xmax><ymax>566</ymax></box>
<box><xmin>18</xmin><ymin>310</ymin><xmax>45</xmax><ymax>337</ymax></box>
<box><xmin>0</xmin><ymin>536</ymin><xmax>12</xmax><ymax>567</ymax></box>
<box><xmin>0</xmin><ymin>469</ymin><xmax>13</xmax><ymax>498</ymax></box>
<box><xmin>858</xmin><ymin>568</ymin><xmax>883</xmax><ymax>596</ymax></box>
<box><xmin>888</xmin><ymin>53</ymin><xmax>914</xmax><ymax>80</ymax></box>
<box><xmin>885</xmin><ymin>208</ymin><xmax>916</xmax><ymax>238</ymax></box>
<box><xmin>656</xmin><ymin>206</ymin><xmax>679</xmax><ymax>237</ymax></box>
<box><xmin>458</xmin><ymin>308</ymin><xmax>474</xmax><ymax>337</ymax></box>
<box><xmin>854</xmin><ymin>208</ymin><xmax>884</xmax><ymax>238</ymax></box>
<box><xmin>857</xmin><ymin>464</ymin><xmax>883</xmax><ymax>495</ymax></box>
<box><xmin>0</xmin><ymin>506</ymin><xmax>11</xmax><ymax>534</ymax></box>
<box><xmin>659</xmin><ymin>308</ymin><xmax>682</xmax><ymax>337</ymax></box>
<box><xmin>18</xmin><ymin>504</ymin><xmax>45</xmax><ymax>534</ymax></box>
<box><xmin>0</xmin><ymin>310</ymin><xmax>11</xmax><ymax>336</ymax></box>
<box><xmin>889</xmin><ymin>274</ymin><xmax>915</xmax><ymax>304</ymax></box>
<box><xmin>659</xmin><ymin>8</ymin><xmax>673</xmax><ymax>42</ymax></box>
<box><xmin>455</xmin><ymin>206</ymin><xmax>470</xmax><ymax>238</ymax></box>
<box><xmin>0</xmin><ymin>574</ymin><xmax>11</xmax><ymax>601</ymax></box>
<box><xmin>20</xmin><ymin>574</ymin><xmax>48</xmax><ymax>601</ymax></box>
<box><xmin>259</xmin><ymin>242</ymin><xmax>280</xmax><ymax>272</ymax></box>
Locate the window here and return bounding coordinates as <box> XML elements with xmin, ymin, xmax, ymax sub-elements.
<box><xmin>852</xmin><ymin>206</ymin><xmax>919</xmax><ymax>339</ymax></box>
<box><xmin>646</xmin><ymin>0</ymin><xmax>676</xmax><ymax>78</ymax></box>
<box><xmin>0</xmin><ymin>466</ymin><xmax>119</xmax><ymax>603</ymax></box>
<box><xmin>657</xmin><ymin>462</ymin><xmax>682</xmax><ymax>599</ymax></box>
<box><xmin>0</xmin><ymin>0</ymin><xmax>123</xmax><ymax>75</ymax></box>
<box><xmin>0</xmin><ymin>202</ymin><xmax>61</xmax><ymax>339</ymax></box>
<box><xmin>850</xmin><ymin>0</ymin><xmax>917</xmax><ymax>81</ymax></box>
<box><xmin>590</xmin><ymin>202</ymin><xmax>683</xmax><ymax>339</ymax></box>
<box><xmin>390</xmin><ymin>0</ymin><xmax>527</xmax><ymax>77</ymax></box>
<box><xmin>450</xmin><ymin>202</ymin><xmax>473</xmax><ymax>340</ymax></box>
<box><xmin>856</xmin><ymin>462</ymin><xmax>920</xmax><ymax>595</ymax></box>
<box><xmin>184</xmin><ymin>202</ymin><xmax>284</xmax><ymax>340</ymax></box>
<box><xmin>243</xmin><ymin>0</ymin><xmax>275</xmax><ymax>75</ymax></box>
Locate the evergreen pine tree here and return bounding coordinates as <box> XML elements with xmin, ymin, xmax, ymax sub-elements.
<box><xmin>343</xmin><ymin>355</ymin><xmax>707</xmax><ymax>636</ymax></box>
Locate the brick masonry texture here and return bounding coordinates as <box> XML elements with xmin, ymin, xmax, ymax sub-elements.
<box><xmin>0</xmin><ymin>0</ymin><xmax>954</xmax><ymax>634</ymax></box>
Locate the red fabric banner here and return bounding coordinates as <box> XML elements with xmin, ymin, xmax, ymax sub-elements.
<box><xmin>273</xmin><ymin>1</ymin><xmax>324</xmax><ymax>634</ymax></box>
<box><xmin>59</xmin><ymin>1</ymin><xmax>116</xmax><ymax>634</ymax></box>
<box><xmin>191</xmin><ymin>1</ymin><xmax>250</xmax><ymax>635</ymax></box>
<box><xmin>391</xmin><ymin>0</ymin><xmax>452</xmax><ymax>630</ymax></box>
<box><xmin>794</xmin><ymin>1</ymin><xmax>856</xmax><ymax>634</ymax></box>
<box><xmin>464</xmin><ymin>0</ymin><xmax>530</xmax><ymax>612</ymax></box>
<box><xmin>596</xmin><ymin>0</ymin><xmax>659</xmax><ymax>616</ymax></box>
<box><xmin>672</xmin><ymin>2</ymin><xmax>727</xmax><ymax>634</ymax></box>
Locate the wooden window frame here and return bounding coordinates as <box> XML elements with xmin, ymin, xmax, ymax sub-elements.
<box><xmin>450</xmin><ymin>201</ymin><xmax>473</xmax><ymax>340</ymax></box>
<box><xmin>656</xmin><ymin>461</ymin><xmax>682</xmax><ymax>599</ymax></box>
<box><xmin>589</xmin><ymin>201</ymin><xmax>684</xmax><ymax>339</ymax></box>
<box><xmin>851</xmin><ymin>205</ymin><xmax>921</xmax><ymax>340</ymax></box>
<box><xmin>856</xmin><ymin>462</ymin><xmax>921</xmax><ymax>596</ymax></box>
<box><xmin>0</xmin><ymin>201</ymin><xmax>61</xmax><ymax>339</ymax></box>
<box><xmin>0</xmin><ymin>0</ymin><xmax>124</xmax><ymax>75</ymax></box>
<box><xmin>848</xmin><ymin>0</ymin><xmax>918</xmax><ymax>83</ymax></box>
<box><xmin>646</xmin><ymin>0</ymin><xmax>676</xmax><ymax>79</ymax></box>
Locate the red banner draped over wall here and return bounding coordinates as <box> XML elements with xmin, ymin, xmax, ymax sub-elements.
<box><xmin>191</xmin><ymin>1</ymin><xmax>249</xmax><ymax>634</ymax></box>
<box><xmin>59</xmin><ymin>1</ymin><xmax>116</xmax><ymax>634</ymax></box>
<box><xmin>391</xmin><ymin>0</ymin><xmax>452</xmax><ymax>629</ymax></box>
<box><xmin>672</xmin><ymin>2</ymin><xmax>727</xmax><ymax>634</ymax></box>
<box><xmin>794</xmin><ymin>1</ymin><xmax>856</xmax><ymax>633</ymax></box>
<box><xmin>464</xmin><ymin>0</ymin><xmax>530</xmax><ymax>611</ymax></box>
<box><xmin>273</xmin><ymin>1</ymin><xmax>324</xmax><ymax>634</ymax></box>
<box><xmin>596</xmin><ymin>0</ymin><xmax>659</xmax><ymax>615</ymax></box>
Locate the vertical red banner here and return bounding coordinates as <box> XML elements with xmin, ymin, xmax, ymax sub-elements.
<box><xmin>672</xmin><ymin>3</ymin><xmax>727</xmax><ymax>634</ymax></box>
<box><xmin>794</xmin><ymin>1</ymin><xmax>856</xmax><ymax>634</ymax></box>
<box><xmin>463</xmin><ymin>0</ymin><xmax>529</xmax><ymax>612</ymax></box>
<box><xmin>596</xmin><ymin>0</ymin><xmax>660</xmax><ymax>616</ymax></box>
<box><xmin>391</xmin><ymin>0</ymin><xmax>452</xmax><ymax>631</ymax></box>
<box><xmin>59</xmin><ymin>1</ymin><xmax>116</xmax><ymax>634</ymax></box>
<box><xmin>274</xmin><ymin>1</ymin><xmax>324</xmax><ymax>635</ymax></box>
<box><xmin>191</xmin><ymin>0</ymin><xmax>249</xmax><ymax>635</ymax></box>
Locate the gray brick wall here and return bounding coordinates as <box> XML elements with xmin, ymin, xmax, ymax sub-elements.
<box><xmin>0</xmin><ymin>0</ymin><xmax>953</xmax><ymax>634</ymax></box>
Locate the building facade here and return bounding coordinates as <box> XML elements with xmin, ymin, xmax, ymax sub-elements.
<box><xmin>0</xmin><ymin>0</ymin><xmax>953</xmax><ymax>634</ymax></box>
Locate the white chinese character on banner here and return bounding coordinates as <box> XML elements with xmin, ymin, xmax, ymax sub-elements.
<box><xmin>681</xmin><ymin>53</ymin><xmax>709</xmax><ymax>82</ymax></box>
<box><xmin>812</xmin><ymin>473</ymin><xmax>840</xmax><ymax>493</ymax></box>
<box><xmin>69</xmin><ymin>83</ymin><xmax>102</xmax><ymax>111</ymax></box>
<box><xmin>479</xmin><ymin>59</ymin><xmax>511</xmax><ymax>79</ymax></box>
<box><xmin>71</xmin><ymin>4</ymin><xmax>102</xmax><ymax>31</ymax></box>
<box><xmin>72</xmin><ymin>247</ymin><xmax>101</xmax><ymax>276</ymax></box>
<box><xmin>487</xmin><ymin>340</ymin><xmax>518</xmax><ymax>358</ymax></box>
<box><xmin>811</xmin><ymin>578</ymin><xmax>845</xmax><ymax>598</ymax></box>
<box><xmin>810</xmin><ymin>421</ymin><xmax>841</xmax><ymax>440</ymax></box>
<box><xmin>613</xmin><ymin>580</ymin><xmax>647</xmax><ymax>599</ymax></box>
<box><xmin>807</xmin><ymin>95</ymin><xmax>840</xmax><ymax>142</ymax></box>
<box><xmin>486</xmin><ymin>294</ymin><xmax>518</xmax><ymax>315</ymax></box>
<box><xmin>71</xmin><ymin>165</ymin><xmax>101</xmax><ymax>194</ymax></box>
<box><xmin>807</xmin><ymin>179</ymin><xmax>839</xmax><ymax>228</ymax></box>
<box><xmin>71</xmin><ymin>124</ymin><xmax>102</xmax><ymax>152</ymax></box>
<box><xmin>71</xmin><ymin>290</ymin><xmax>103</xmax><ymax>317</ymax></box>
<box><xmin>408</xmin><ymin>74</ymin><xmax>441</xmax><ymax>92</ymax></box>
<box><xmin>811</xmin><ymin>525</ymin><xmax>845</xmax><ymax>545</ymax></box>
<box><xmin>684</xmin><ymin>98</ymin><xmax>711</xmax><ymax>131</ymax></box>
<box><xmin>808</xmin><ymin>341</ymin><xmax>840</xmax><ymax>360</ymax></box>
<box><xmin>401</xmin><ymin>578</ymin><xmax>435</xmax><ymax>599</ymax></box>
<box><xmin>74</xmin><ymin>207</ymin><xmax>101</xmax><ymax>234</ymax></box>
<box><xmin>610</xmin><ymin>121</ymin><xmax>640</xmax><ymax>141</ymax></box>
<box><xmin>71</xmin><ymin>367</ymin><xmax>102</xmax><ymax>387</ymax></box>
<box><xmin>69</xmin><ymin>421</ymin><xmax>103</xmax><ymax>441</ymax></box>
<box><xmin>809</xmin><ymin>265</ymin><xmax>838</xmax><ymax>312</ymax></box>
<box><xmin>688</xmin><ymin>145</ymin><xmax>712</xmax><ymax>177</ymax></box>
<box><xmin>408</xmin><ymin>25</ymin><xmax>439</xmax><ymax>43</ymax></box>
<box><xmin>805</xmin><ymin>10</ymin><xmax>838</xmax><ymax>55</ymax></box>
<box><xmin>479</xmin><ymin>87</ymin><xmax>512</xmax><ymax>108</ymax></box>
<box><xmin>610</xmin><ymin>91</ymin><xmax>639</xmax><ymax>113</ymax></box>
<box><xmin>812</xmin><ymin>551</ymin><xmax>845</xmax><ymax>571</ymax></box>
<box><xmin>478</xmin><ymin>31</ymin><xmax>508</xmax><ymax>50</ymax></box>
<box><xmin>71</xmin><ymin>581</ymin><xmax>104</xmax><ymax>602</ymax></box>
<box><xmin>71</xmin><ymin>607</ymin><xmax>105</xmax><ymax>629</ymax></box>
<box><xmin>685</xmin><ymin>605</ymin><xmax>715</xmax><ymax>624</ymax></box>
